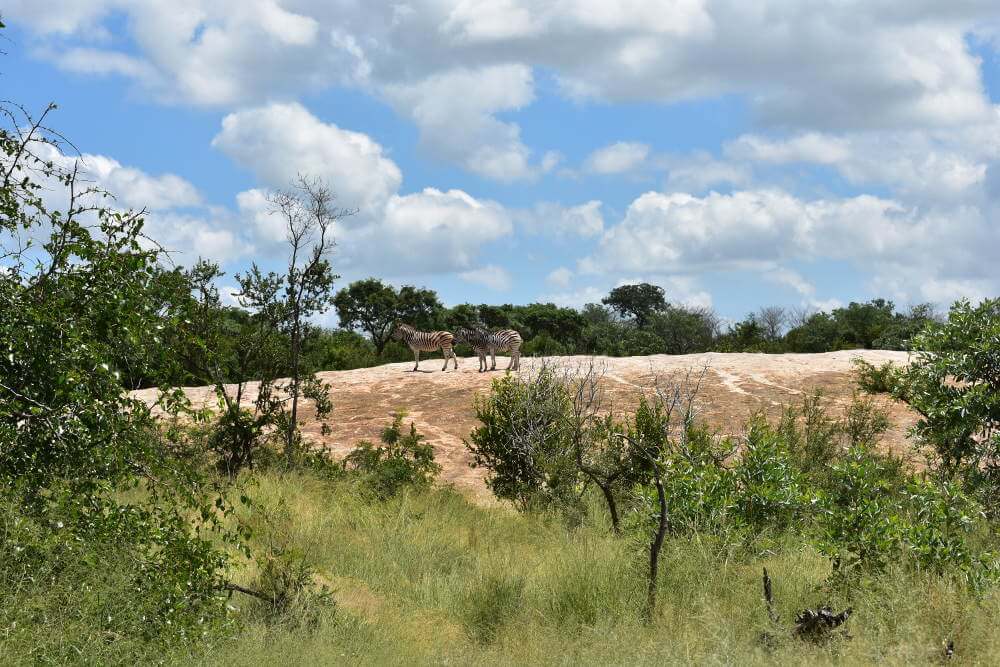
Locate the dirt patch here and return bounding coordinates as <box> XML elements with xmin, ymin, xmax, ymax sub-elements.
<box><xmin>133</xmin><ymin>350</ymin><xmax>918</xmax><ymax>500</ymax></box>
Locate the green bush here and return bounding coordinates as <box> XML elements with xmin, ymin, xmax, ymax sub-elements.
<box><xmin>892</xmin><ymin>298</ymin><xmax>1000</xmax><ymax>474</ymax></box>
<box><xmin>853</xmin><ymin>358</ymin><xmax>901</xmax><ymax>394</ymax></box>
<box><xmin>343</xmin><ymin>413</ymin><xmax>441</xmax><ymax>498</ymax></box>
<box><xmin>731</xmin><ymin>417</ymin><xmax>810</xmax><ymax>533</ymax></box>
<box><xmin>466</xmin><ymin>367</ymin><xmax>579</xmax><ymax>511</ymax></box>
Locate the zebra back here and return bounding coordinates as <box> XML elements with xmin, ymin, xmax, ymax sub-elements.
<box><xmin>395</xmin><ymin>323</ymin><xmax>454</xmax><ymax>351</ymax></box>
<box><xmin>455</xmin><ymin>327</ymin><xmax>491</xmax><ymax>353</ymax></box>
<box><xmin>487</xmin><ymin>329</ymin><xmax>522</xmax><ymax>353</ymax></box>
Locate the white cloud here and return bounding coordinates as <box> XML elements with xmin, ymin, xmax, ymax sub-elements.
<box><xmin>336</xmin><ymin>188</ymin><xmax>513</xmax><ymax>276</ymax></box>
<box><xmin>547</xmin><ymin>267</ymin><xmax>574</xmax><ymax>288</ymax></box>
<box><xmin>583</xmin><ymin>141</ymin><xmax>649</xmax><ymax>174</ymax></box>
<box><xmin>661</xmin><ymin>152</ymin><xmax>751</xmax><ymax>193</ymax></box>
<box><xmin>518</xmin><ymin>200</ymin><xmax>604</xmax><ymax>238</ymax></box>
<box><xmin>383</xmin><ymin>64</ymin><xmax>550</xmax><ymax>182</ymax></box>
<box><xmin>143</xmin><ymin>210</ymin><xmax>253</xmax><ymax>265</ymax></box>
<box><xmin>460</xmin><ymin>265</ymin><xmax>513</xmax><ymax>291</ymax></box>
<box><xmin>584</xmin><ymin>188</ymin><xmax>1000</xmax><ymax>306</ymax></box>
<box><xmin>212</xmin><ymin>102</ymin><xmax>402</xmax><ymax>213</ymax></box>
<box><xmin>12</xmin><ymin>0</ymin><xmax>998</xmax><ymax>182</ymax></box>
<box><xmin>727</xmin><ymin>133</ymin><xmax>851</xmax><ymax>165</ymax></box>
<box><xmin>763</xmin><ymin>267</ymin><xmax>815</xmax><ymax>297</ymax></box>
<box><xmin>539</xmin><ymin>285</ymin><xmax>608</xmax><ymax>309</ymax></box>
<box><xmin>725</xmin><ymin>118</ymin><xmax>1000</xmax><ymax>202</ymax></box>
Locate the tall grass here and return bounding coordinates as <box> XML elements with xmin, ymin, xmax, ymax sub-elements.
<box><xmin>175</xmin><ymin>470</ymin><xmax>1000</xmax><ymax>666</ymax></box>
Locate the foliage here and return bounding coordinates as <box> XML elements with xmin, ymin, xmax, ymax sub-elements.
<box><xmin>814</xmin><ymin>446</ymin><xmax>994</xmax><ymax>580</ymax></box>
<box><xmin>334</xmin><ymin>278</ymin><xmax>443</xmax><ymax>354</ymax></box>
<box><xmin>892</xmin><ymin>298</ymin><xmax>1000</xmax><ymax>474</ymax></box>
<box><xmin>344</xmin><ymin>413</ymin><xmax>441</xmax><ymax>498</ymax></box>
<box><xmin>601</xmin><ymin>282</ymin><xmax>668</xmax><ymax>328</ymax></box>
<box><xmin>853</xmin><ymin>358</ymin><xmax>902</xmax><ymax>394</ymax></box>
<box><xmin>465</xmin><ymin>367</ymin><xmax>579</xmax><ymax>511</ymax></box>
<box><xmin>200</xmin><ymin>472</ymin><xmax>1000</xmax><ymax>666</ymax></box>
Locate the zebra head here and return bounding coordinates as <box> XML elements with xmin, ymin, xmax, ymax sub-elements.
<box><xmin>453</xmin><ymin>327</ymin><xmax>472</xmax><ymax>344</ymax></box>
<box><xmin>391</xmin><ymin>322</ymin><xmax>414</xmax><ymax>340</ymax></box>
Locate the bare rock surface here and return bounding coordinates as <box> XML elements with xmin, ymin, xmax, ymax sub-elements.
<box><xmin>133</xmin><ymin>350</ymin><xmax>916</xmax><ymax>502</ymax></box>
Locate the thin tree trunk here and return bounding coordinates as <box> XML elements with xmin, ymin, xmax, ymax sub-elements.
<box><xmin>645</xmin><ymin>474</ymin><xmax>668</xmax><ymax>623</ymax></box>
<box><xmin>287</xmin><ymin>305</ymin><xmax>300</xmax><ymax>466</ymax></box>
<box><xmin>597</xmin><ymin>481</ymin><xmax>621</xmax><ymax>534</ymax></box>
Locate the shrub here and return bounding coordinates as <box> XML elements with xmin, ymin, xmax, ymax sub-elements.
<box><xmin>843</xmin><ymin>393</ymin><xmax>891</xmax><ymax>448</ymax></box>
<box><xmin>731</xmin><ymin>417</ymin><xmax>810</xmax><ymax>533</ymax></box>
<box><xmin>343</xmin><ymin>413</ymin><xmax>441</xmax><ymax>498</ymax></box>
<box><xmin>892</xmin><ymin>298</ymin><xmax>1000</xmax><ymax>474</ymax></box>
<box><xmin>465</xmin><ymin>366</ymin><xmax>579</xmax><ymax>511</ymax></box>
<box><xmin>853</xmin><ymin>358</ymin><xmax>901</xmax><ymax>394</ymax></box>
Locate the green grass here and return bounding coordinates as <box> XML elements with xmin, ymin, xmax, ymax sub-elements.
<box><xmin>168</xmin><ymin>471</ymin><xmax>1000</xmax><ymax>666</ymax></box>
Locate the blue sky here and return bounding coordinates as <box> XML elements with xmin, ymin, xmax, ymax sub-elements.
<box><xmin>4</xmin><ymin>2</ymin><xmax>1000</xmax><ymax>322</ymax></box>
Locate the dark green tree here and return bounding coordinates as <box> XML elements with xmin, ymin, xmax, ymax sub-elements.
<box><xmin>334</xmin><ymin>278</ymin><xmax>443</xmax><ymax>354</ymax></box>
<box><xmin>602</xmin><ymin>283</ymin><xmax>668</xmax><ymax>328</ymax></box>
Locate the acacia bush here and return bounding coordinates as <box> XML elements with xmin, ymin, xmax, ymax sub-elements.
<box><xmin>466</xmin><ymin>366</ymin><xmax>579</xmax><ymax>512</ymax></box>
<box><xmin>853</xmin><ymin>358</ymin><xmax>902</xmax><ymax>395</ymax></box>
<box><xmin>343</xmin><ymin>413</ymin><xmax>441</xmax><ymax>498</ymax></box>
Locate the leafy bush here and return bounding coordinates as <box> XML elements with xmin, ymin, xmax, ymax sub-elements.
<box><xmin>465</xmin><ymin>367</ymin><xmax>579</xmax><ymax>511</ymax></box>
<box><xmin>0</xmin><ymin>485</ymin><xmax>230</xmax><ymax>660</ymax></box>
<box><xmin>816</xmin><ymin>445</ymin><xmax>992</xmax><ymax>580</ymax></box>
<box><xmin>853</xmin><ymin>358</ymin><xmax>901</xmax><ymax>394</ymax></box>
<box><xmin>343</xmin><ymin>413</ymin><xmax>441</xmax><ymax>498</ymax></box>
<box><xmin>892</xmin><ymin>298</ymin><xmax>1000</xmax><ymax>474</ymax></box>
<box><xmin>731</xmin><ymin>417</ymin><xmax>810</xmax><ymax>533</ymax></box>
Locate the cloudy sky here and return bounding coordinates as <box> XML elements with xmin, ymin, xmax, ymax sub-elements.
<box><xmin>4</xmin><ymin>1</ymin><xmax>1000</xmax><ymax>320</ymax></box>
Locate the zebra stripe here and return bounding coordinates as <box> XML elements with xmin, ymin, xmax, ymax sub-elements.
<box><xmin>392</xmin><ymin>323</ymin><xmax>458</xmax><ymax>371</ymax></box>
<box><xmin>455</xmin><ymin>327</ymin><xmax>522</xmax><ymax>372</ymax></box>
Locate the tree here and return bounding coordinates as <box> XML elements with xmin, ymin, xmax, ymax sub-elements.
<box><xmin>649</xmin><ymin>306</ymin><xmax>719</xmax><ymax>354</ymax></box>
<box><xmin>0</xmin><ymin>100</ymin><xmax>233</xmax><ymax>634</ymax></box>
<box><xmin>757</xmin><ymin>306</ymin><xmax>787</xmax><ymax>342</ymax></box>
<box><xmin>893</xmin><ymin>299</ymin><xmax>1000</xmax><ymax>476</ymax></box>
<box><xmin>602</xmin><ymin>283</ymin><xmax>668</xmax><ymax>328</ymax></box>
<box><xmin>785</xmin><ymin>312</ymin><xmax>840</xmax><ymax>352</ymax></box>
<box><xmin>334</xmin><ymin>278</ymin><xmax>443</xmax><ymax>354</ymax></box>
<box><xmin>333</xmin><ymin>278</ymin><xmax>398</xmax><ymax>354</ymax></box>
<box><xmin>259</xmin><ymin>175</ymin><xmax>352</xmax><ymax>465</ymax></box>
<box><xmin>465</xmin><ymin>366</ymin><xmax>580</xmax><ymax>511</ymax></box>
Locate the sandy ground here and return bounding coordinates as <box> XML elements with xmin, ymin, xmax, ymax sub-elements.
<box><xmin>133</xmin><ymin>350</ymin><xmax>917</xmax><ymax>502</ymax></box>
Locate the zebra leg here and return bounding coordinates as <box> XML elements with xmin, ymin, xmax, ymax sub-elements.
<box><xmin>490</xmin><ymin>348</ymin><xmax>497</xmax><ymax>371</ymax></box>
<box><xmin>412</xmin><ymin>349</ymin><xmax>420</xmax><ymax>372</ymax></box>
<box><xmin>478</xmin><ymin>350</ymin><xmax>486</xmax><ymax>372</ymax></box>
<box><xmin>453</xmin><ymin>346</ymin><xmax>459</xmax><ymax>369</ymax></box>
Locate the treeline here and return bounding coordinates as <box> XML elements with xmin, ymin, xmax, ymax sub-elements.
<box><xmin>137</xmin><ymin>277</ymin><xmax>936</xmax><ymax>388</ymax></box>
<box><xmin>314</xmin><ymin>280</ymin><xmax>936</xmax><ymax>375</ymax></box>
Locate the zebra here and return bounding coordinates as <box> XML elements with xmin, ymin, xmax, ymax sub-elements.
<box><xmin>391</xmin><ymin>322</ymin><xmax>458</xmax><ymax>372</ymax></box>
<box><xmin>454</xmin><ymin>327</ymin><xmax>522</xmax><ymax>372</ymax></box>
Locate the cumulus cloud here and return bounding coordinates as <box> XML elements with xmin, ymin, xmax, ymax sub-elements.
<box><xmin>213</xmin><ymin>102</ymin><xmax>402</xmax><ymax>213</ymax></box>
<box><xmin>215</xmin><ymin>104</ymin><xmax>516</xmax><ymax>277</ymax></box>
<box><xmin>583</xmin><ymin>142</ymin><xmax>649</xmax><ymax>174</ymax></box>
<box><xmin>725</xmin><ymin>114</ymin><xmax>1000</xmax><ymax>202</ymax></box>
<box><xmin>460</xmin><ymin>265</ymin><xmax>513</xmax><ymax>291</ymax></box>
<box><xmin>8</xmin><ymin>143</ymin><xmax>254</xmax><ymax>266</ymax></box>
<box><xmin>584</xmin><ymin>188</ymin><xmax>1000</xmax><ymax>305</ymax></box>
<box><xmin>546</xmin><ymin>267</ymin><xmax>574</xmax><ymax>288</ymax></box>
<box><xmin>518</xmin><ymin>200</ymin><xmax>604</xmax><ymax>238</ymax></box>
<box><xmin>383</xmin><ymin>65</ymin><xmax>551</xmax><ymax>182</ymax></box>
<box><xmin>10</xmin><ymin>0</ymin><xmax>999</xmax><ymax>182</ymax></box>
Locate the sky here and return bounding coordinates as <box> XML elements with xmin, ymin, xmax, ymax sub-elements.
<box><xmin>3</xmin><ymin>1</ymin><xmax>1000</xmax><ymax>323</ymax></box>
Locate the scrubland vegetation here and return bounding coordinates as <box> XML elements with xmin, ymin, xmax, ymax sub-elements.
<box><xmin>6</xmin><ymin>27</ymin><xmax>1000</xmax><ymax>665</ymax></box>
